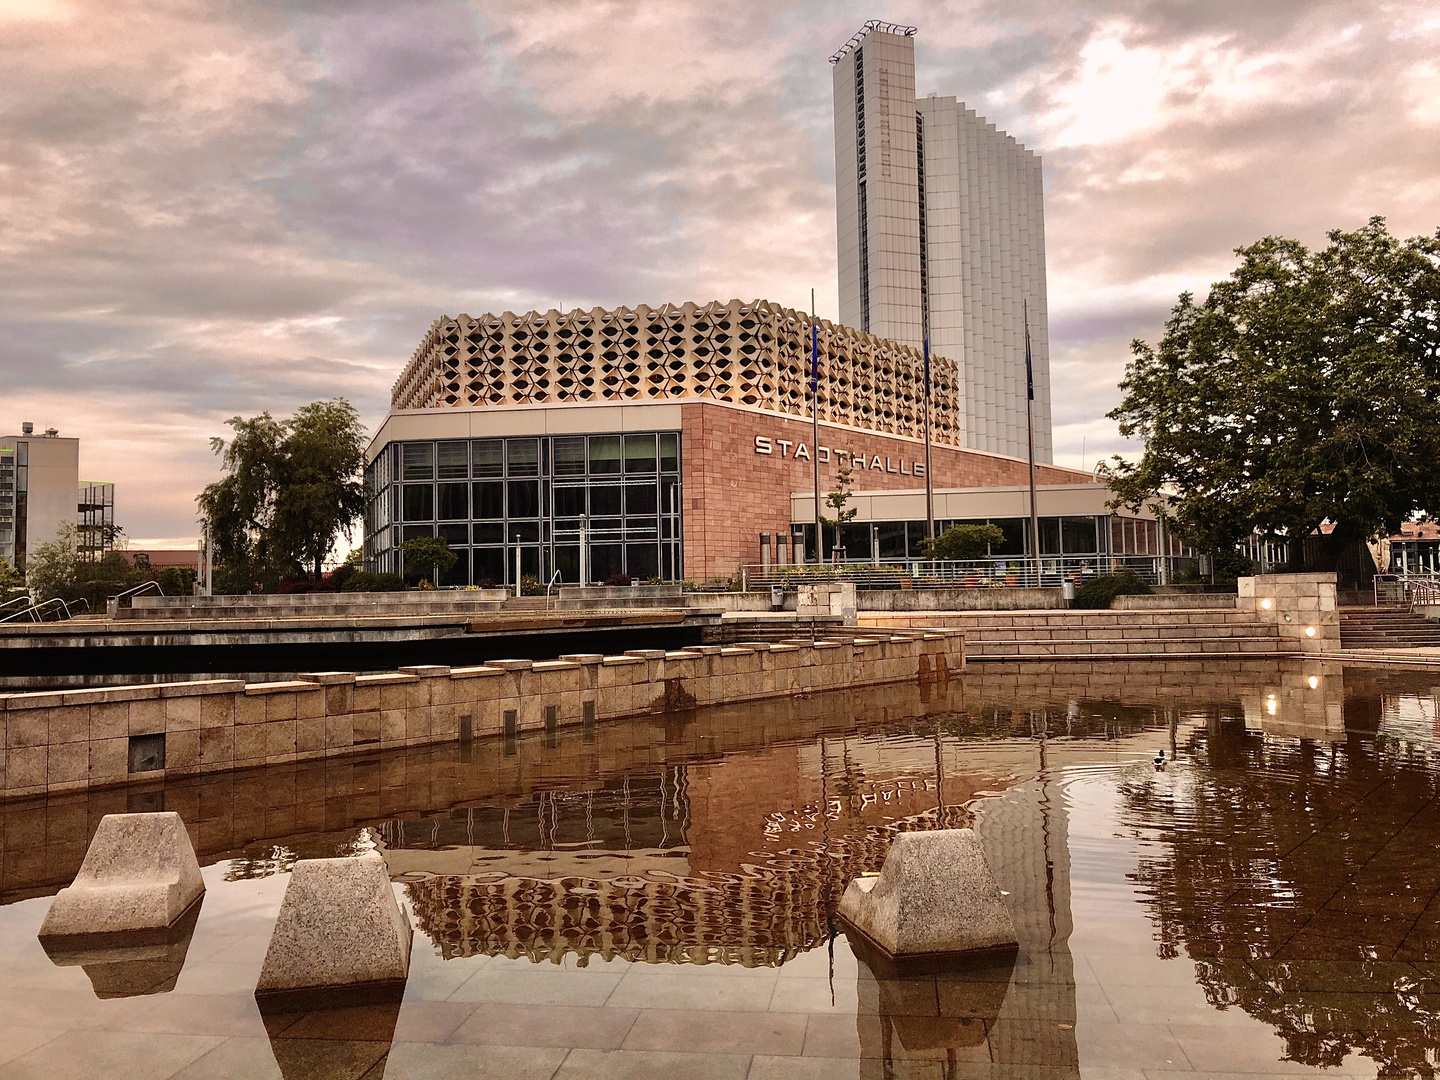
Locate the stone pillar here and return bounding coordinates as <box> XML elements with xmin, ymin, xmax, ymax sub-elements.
<box><xmin>1237</xmin><ymin>572</ymin><xmax>1339</xmax><ymax>653</ymax></box>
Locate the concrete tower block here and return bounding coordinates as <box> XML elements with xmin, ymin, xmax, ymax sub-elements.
<box><xmin>255</xmin><ymin>854</ymin><xmax>412</xmax><ymax>1007</ymax></box>
<box><xmin>39</xmin><ymin>812</ymin><xmax>205</xmax><ymax>938</ymax></box>
<box><xmin>837</xmin><ymin>829</ymin><xmax>1017</xmax><ymax>960</ymax></box>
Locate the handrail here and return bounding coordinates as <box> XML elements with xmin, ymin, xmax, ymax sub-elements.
<box><xmin>545</xmin><ymin>570</ymin><xmax>562</xmax><ymax>611</ymax></box>
<box><xmin>740</xmin><ymin>554</ymin><xmax>1194</xmax><ymax>591</ymax></box>
<box><xmin>0</xmin><ymin>595</ymin><xmax>32</xmax><ymax>615</ymax></box>
<box><xmin>109</xmin><ymin>580</ymin><xmax>165</xmax><ymax>605</ymax></box>
<box><xmin>0</xmin><ymin>596</ymin><xmax>74</xmax><ymax>624</ymax></box>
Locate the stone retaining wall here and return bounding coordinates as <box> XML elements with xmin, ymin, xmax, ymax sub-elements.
<box><xmin>0</xmin><ymin>633</ymin><xmax>963</xmax><ymax>801</ymax></box>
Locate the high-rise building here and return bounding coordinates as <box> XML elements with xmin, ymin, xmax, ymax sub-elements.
<box><xmin>831</xmin><ymin>21</ymin><xmax>1054</xmax><ymax>463</ymax></box>
<box><xmin>0</xmin><ymin>423</ymin><xmax>115</xmax><ymax>571</ymax></box>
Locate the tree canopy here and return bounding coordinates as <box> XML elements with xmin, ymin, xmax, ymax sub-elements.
<box><xmin>923</xmin><ymin>523</ymin><xmax>1004</xmax><ymax>561</ymax></box>
<box><xmin>1105</xmin><ymin>217</ymin><xmax>1440</xmax><ymax>551</ymax></box>
<box><xmin>400</xmin><ymin>536</ymin><xmax>457</xmax><ymax>585</ymax></box>
<box><xmin>197</xmin><ymin>399</ymin><xmax>367</xmax><ymax>584</ymax></box>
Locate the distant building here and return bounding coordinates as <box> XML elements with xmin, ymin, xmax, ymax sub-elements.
<box><xmin>831</xmin><ymin>22</ymin><xmax>1053</xmax><ymax>462</ymax></box>
<box><xmin>0</xmin><ymin>423</ymin><xmax>115</xmax><ymax>571</ymax></box>
<box><xmin>362</xmin><ymin>300</ymin><xmax>1175</xmax><ymax>586</ymax></box>
<box><xmin>1387</xmin><ymin>521</ymin><xmax>1440</xmax><ymax>575</ymax></box>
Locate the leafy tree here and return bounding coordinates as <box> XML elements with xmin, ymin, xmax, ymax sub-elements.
<box><xmin>197</xmin><ymin>399</ymin><xmax>367</xmax><ymax>587</ymax></box>
<box><xmin>156</xmin><ymin>565</ymin><xmax>197</xmax><ymax>595</ymax></box>
<box><xmin>924</xmin><ymin>523</ymin><xmax>1005</xmax><ymax>561</ymax></box>
<box><xmin>329</xmin><ymin>548</ymin><xmax>364</xmax><ymax>592</ymax></box>
<box><xmin>400</xmin><ymin>536</ymin><xmax>457</xmax><ymax>585</ymax></box>
<box><xmin>819</xmin><ymin>464</ymin><xmax>859</xmax><ymax>557</ymax></box>
<box><xmin>25</xmin><ymin>521</ymin><xmax>78</xmax><ymax>601</ymax></box>
<box><xmin>0</xmin><ymin>560</ymin><xmax>25</xmax><ymax>600</ymax></box>
<box><xmin>1105</xmin><ymin>217</ymin><xmax>1440</xmax><ymax>554</ymax></box>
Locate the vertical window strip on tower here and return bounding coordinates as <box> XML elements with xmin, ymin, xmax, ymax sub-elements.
<box><xmin>854</xmin><ymin>47</ymin><xmax>871</xmax><ymax>333</ymax></box>
<box><xmin>915</xmin><ymin>110</ymin><xmax>929</xmax><ymax>337</ymax></box>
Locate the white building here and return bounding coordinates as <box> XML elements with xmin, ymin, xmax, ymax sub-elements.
<box><xmin>831</xmin><ymin>21</ymin><xmax>1054</xmax><ymax>463</ymax></box>
<box><xmin>0</xmin><ymin>423</ymin><xmax>115</xmax><ymax>571</ymax></box>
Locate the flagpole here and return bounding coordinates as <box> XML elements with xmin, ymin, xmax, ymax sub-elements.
<box><xmin>1024</xmin><ymin>299</ymin><xmax>1041</xmax><ymax>587</ymax></box>
<box><xmin>923</xmin><ymin>333</ymin><xmax>934</xmax><ymax>546</ymax></box>
<box><xmin>811</xmin><ymin>289</ymin><xmax>823</xmax><ymax>565</ymax></box>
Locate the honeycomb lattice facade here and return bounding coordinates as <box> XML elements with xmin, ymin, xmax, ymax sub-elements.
<box><xmin>391</xmin><ymin>299</ymin><xmax>963</xmax><ymax>449</ymax></box>
<box><xmin>403</xmin><ymin>804</ymin><xmax>969</xmax><ymax>968</ymax></box>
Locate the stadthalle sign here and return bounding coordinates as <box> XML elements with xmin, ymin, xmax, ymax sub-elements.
<box><xmin>754</xmin><ymin>435</ymin><xmax>926</xmax><ymax>477</ymax></box>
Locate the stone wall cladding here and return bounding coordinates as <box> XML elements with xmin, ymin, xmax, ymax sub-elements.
<box><xmin>1237</xmin><ymin>572</ymin><xmax>1340</xmax><ymax>654</ymax></box>
<box><xmin>0</xmin><ymin>633</ymin><xmax>963</xmax><ymax>800</ymax></box>
<box><xmin>681</xmin><ymin>400</ymin><xmax>1090</xmax><ymax>581</ymax></box>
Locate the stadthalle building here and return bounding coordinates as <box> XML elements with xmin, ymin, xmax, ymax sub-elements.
<box><xmin>362</xmin><ymin>23</ymin><xmax>1170</xmax><ymax>586</ymax></box>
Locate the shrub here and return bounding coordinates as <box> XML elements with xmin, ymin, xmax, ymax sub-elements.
<box><xmin>923</xmin><ymin>523</ymin><xmax>1006</xmax><ymax>561</ymax></box>
<box><xmin>521</xmin><ymin>574</ymin><xmax>545</xmax><ymax>596</ymax></box>
<box><xmin>400</xmin><ymin>536</ymin><xmax>457</xmax><ymax>585</ymax></box>
<box><xmin>1072</xmin><ymin>570</ymin><xmax>1152</xmax><ymax>610</ymax></box>
<box><xmin>340</xmin><ymin>571</ymin><xmax>406</xmax><ymax>592</ymax></box>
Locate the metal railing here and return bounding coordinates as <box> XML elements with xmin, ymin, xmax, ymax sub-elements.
<box><xmin>0</xmin><ymin>595</ymin><xmax>32</xmax><ymax>618</ymax></box>
<box><xmin>741</xmin><ymin>555</ymin><xmax>1195</xmax><ymax>591</ymax></box>
<box><xmin>0</xmin><ymin>596</ymin><xmax>84</xmax><ymax>623</ymax></box>
<box><xmin>1376</xmin><ymin>573</ymin><xmax>1440</xmax><ymax>608</ymax></box>
<box><xmin>105</xmin><ymin>580</ymin><xmax>164</xmax><ymax>618</ymax></box>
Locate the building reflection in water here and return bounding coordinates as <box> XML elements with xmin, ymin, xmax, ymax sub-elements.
<box><xmin>5</xmin><ymin>658</ymin><xmax>1379</xmax><ymax>1075</ymax></box>
<box><xmin>1122</xmin><ymin>664</ymin><xmax>1440</xmax><ymax>1078</ymax></box>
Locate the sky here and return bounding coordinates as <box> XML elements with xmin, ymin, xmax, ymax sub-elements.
<box><xmin>2</xmin><ymin>0</ymin><xmax>1437</xmax><ymax>547</ymax></box>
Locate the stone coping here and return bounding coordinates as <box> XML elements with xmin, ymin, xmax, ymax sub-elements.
<box><xmin>0</xmin><ymin>632</ymin><xmax>965</xmax><ymax>800</ymax></box>
<box><xmin>0</xmin><ymin>632</ymin><xmax>958</xmax><ymax>713</ymax></box>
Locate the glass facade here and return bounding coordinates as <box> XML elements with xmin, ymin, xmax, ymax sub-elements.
<box><xmin>365</xmin><ymin>432</ymin><xmax>682</xmax><ymax>586</ymax></box>
<box><xmin>793</xmin><ymin>515</ymin><xmax>1109</xmax><ymax>563</ymax></box>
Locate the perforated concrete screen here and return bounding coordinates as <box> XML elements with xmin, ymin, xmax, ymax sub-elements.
<box><xmin>392</xmin><ymin>299</ymin><xmax>964</xmax><ymax>450</ymax></box>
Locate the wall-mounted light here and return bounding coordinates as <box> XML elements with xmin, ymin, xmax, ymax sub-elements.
<box><xmin>1260</xmin><ymin>598</ymin><xmax>1273</xmax><ymax>610</ymax></box>
<box><xmin>1266</xmin><ymin>694</ymin><xmax>1278</xmax><ymax>716</ymax></box>
<box><xmin>1305</xmin><ymin>626</ymin><xmax>1316</xmax><ymax>637</ymax></box>
<box><xmin>1308</xmin><ymin>675</ymin><xmax>1320</xmax><ymax>689</ymax></box>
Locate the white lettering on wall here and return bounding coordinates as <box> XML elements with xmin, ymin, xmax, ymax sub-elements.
<box><xmin>750</xmin><ymin>433</ymin><xmax>923</xmax><ymax>477</ymax></box>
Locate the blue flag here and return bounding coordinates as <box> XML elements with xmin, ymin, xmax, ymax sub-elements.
<box><xmin>923</xmin><ymin>334</ymin><xmax>931</xmax><ymax>400</ymax></box>
<box><xmin>1024</xmin><ymin>313</ymin><xmax>1034</xmax><ymax>401</ymax></box>
<box><xmin>810</xmin><ymin>323</ymin><xmax>820</xmax><ymax>395</ymax></box>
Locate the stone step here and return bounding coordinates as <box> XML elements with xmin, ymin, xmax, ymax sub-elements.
<box><xmin>966</xmin><ymin>637</ymin><xmax>1284</xmax><ymax>657</ymax></box>
<box><xmin>961</xmin><ymin>624</ymin><xmax>1280</xmax><ymax>643</ymax></box>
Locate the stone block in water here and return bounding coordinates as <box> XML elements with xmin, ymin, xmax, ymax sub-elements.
<box><xmin>39</xmin><ymin>812</ymin><xmax>205</xmax><ymax>939</ymax></box>
<box><xmin>255</xmin><ymin>853</ymin><xmax>412</xmax><ymax>1008</ymax></box>
<box><xmin>837</xmin><ymin>828</ymin><xmax>1017</xmax><ymax>962</ymax></box>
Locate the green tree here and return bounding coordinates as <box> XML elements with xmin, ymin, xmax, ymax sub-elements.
<box><xmin>1105</xmin><ymin>217</ymin><xmax>1440</xmax><ymax>553</ymax></box>
<box><xmin>25</xmin><ymin>521</ymin><xmax>78</xmax><ymax>602</ymax></box>
<box><xmin>197</xmin><ymin>399</ymin><xmax>367</xmax><ymax>587</ymax></box>
<box><xmin>0</xmin><ymin>561</ymin><xmax>24</xmax><ymax>600</ymax></box>
<box><xmin>400</xmin><ymin>536</ymin><xmax>457</xmax><ymax>585</ymax></box>
<box><xmin>819</xmin><ymin>464</ymin><xmax>859</xmax><ymax>557</ymax></box>
<box><xmin>924</xmin><ymin>523</ymin><xmax>1005</xmax><ymax>561</ymax></box>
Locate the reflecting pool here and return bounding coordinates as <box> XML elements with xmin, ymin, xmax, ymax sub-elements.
<box><xmin>2</xmin><ymin>659</ymin><xmax>1440</xmax><ymax>1078</ymax></box>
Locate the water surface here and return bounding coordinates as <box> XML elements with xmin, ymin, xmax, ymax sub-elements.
<box><xmin>2</xmin><ymin>659</ymin><xmax>1438</xmax><ymax>1078</ymax></box>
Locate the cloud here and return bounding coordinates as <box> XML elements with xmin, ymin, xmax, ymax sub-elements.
<box><xmin>1</xmin><ymin>0</ymin><xmax>1437</xmax><ymax>531</ymax></box>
